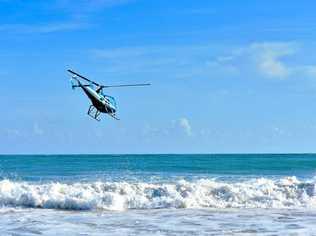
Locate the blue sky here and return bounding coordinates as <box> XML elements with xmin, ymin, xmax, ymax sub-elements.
<box><xmin>1</xmin><ymin>0</ymin><xmax>316</xmax><ymax>154</ymax></box>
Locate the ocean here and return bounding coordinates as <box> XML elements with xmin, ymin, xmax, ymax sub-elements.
<box><xmin>0</xmin><ymin>154</ymin><xmax>315</xmax><ymax>235</ymax></box>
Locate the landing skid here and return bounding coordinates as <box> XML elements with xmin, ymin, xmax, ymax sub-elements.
<box><xmin>108</xmin><ymin>113</ymin><xmax>120</xmax><ymax>120</ymax></box>
<box><xmin>87</xmin><ymin>105</ymin><xmax>101</xmax><ymax>121</ymax></box>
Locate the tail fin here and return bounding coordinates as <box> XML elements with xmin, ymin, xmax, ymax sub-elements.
<box><xmin>70</xmin><ymin>76</ymin><xmax>80</xmax><ymax>90</ymax></box>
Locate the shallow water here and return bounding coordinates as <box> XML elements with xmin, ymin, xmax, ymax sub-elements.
<box><xmin>1</xmin><ymin>208</ymin><xmax>316</xmax><ymax>235</ymax></box>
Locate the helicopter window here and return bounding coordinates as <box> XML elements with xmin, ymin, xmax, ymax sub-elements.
<box><xmin>105</xmin><ymin>95</ymin><xmax>117</xmax><ymax>108</ymax></box>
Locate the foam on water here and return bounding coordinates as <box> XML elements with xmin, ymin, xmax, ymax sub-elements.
<box><xmin>0</xmin><ymin>177</ymin><xmax>315</xmax><ymax>211</ymax></box>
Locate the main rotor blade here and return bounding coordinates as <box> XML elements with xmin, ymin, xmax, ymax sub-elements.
<box><xmin>67</xmin><ymin>69</ymin><xmax>100</xmax><ymax>87</ymax></box>
<box><xmin>102</xmin><ymin>83</ymin><xmax>151</xmax><ymax>88</ymax></box>
<box><xmin>67</xmin><ymin>69</ymin><xmax>151</xmax><ymax>88</ymax></box>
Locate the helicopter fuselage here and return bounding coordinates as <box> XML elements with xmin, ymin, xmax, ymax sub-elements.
<box><xmin>80</xmin><ymin>84</ymin><xmax>116</xmax><ymax>114</ymax></box>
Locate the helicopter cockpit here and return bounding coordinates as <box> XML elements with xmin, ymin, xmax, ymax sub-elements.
<box><xmin>104</xmin><ymin>94</ymin><xmax>117</xmax><ymax>110</ymax></box>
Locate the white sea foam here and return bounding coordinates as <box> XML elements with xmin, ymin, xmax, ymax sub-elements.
<box><xmin>0</xmin><ymin>177</ymin><xmax>315</xmax><ymax>211</ymax></box>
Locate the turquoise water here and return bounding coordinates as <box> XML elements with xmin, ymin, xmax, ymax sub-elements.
<box><xmin>1</xmin><ymin>154</ymin><xmax>316</xmax><ymax>181</ymax></box>
<box><xmin>0</xmin><ymin>154</ymin><xmax>316</xmax><ymax>235</ymax></box>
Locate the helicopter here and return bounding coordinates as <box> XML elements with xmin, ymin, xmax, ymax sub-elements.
<box><xmin>67</xmin><ymin>69</ymin><xmax>150</xmax><ymax>121</ymax></box>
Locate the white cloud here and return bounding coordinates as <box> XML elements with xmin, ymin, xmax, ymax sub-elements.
<box><xmin>215</xmin><ymin>42</ymin><xmax>316</xmax><ymax>81</ymax></box>
<box><xmin>57</xmin><ymin>0</ymin><xmax>131</xmax><ymax>8</ymax></box>
<box><xmin>298</xmin><ymin>65</ymin><xmax>316</xmax><ymax>78</ymax></box>
<box><xmin>0</xmin><ymin>22</ymin><xmax>87</xmax><ymax>34</ymax></box>
<box><xmin>33</xmin><ymin>123</ymin><xmax>44</xmax><ymax>136</ymax></box>
<box><xmin>249</xmin><ymin>42</ymin><xmax>295</xmax><ymax>79</ymax></box>
<box><xmin>92</xmin><ymin>47</ymin><xmax>150</xmax><ymax>59</ymax></box>
<box><xmin>91</xmin><ymin>44</ymin><xmax>237</xmax><ymax>79</ymax></box>
<box><xmin>54</xmin><ymin>0</ymin><xmax>133</xmax><ymax>17</ymax></box>
<box><xmin>5</xmin><ymin>129</ymin><xmax>22</xmax><ymax>137</ymax></box>
<box><xmin>223</xmin><ymin>42</ymin><xmax>296</xmax><ymax>80</ymax></box>
<box><xmin>142</xmin><ymin>118</ymin><xmax>193</xmax><ymax>140</ymax></box>
<box><xmin>178</xmin><ymin>8</ymin><xmax>216</xmax><ymax>15</ymax></box>
<box><xmin>178</xmin><ymin>118</ymin><xmax>192</xmax><ymax>136</ymax></box>
<box><xmin>92</xmin><ymin>42</ymin><xmax>316</xmax><ymax>83</ymax></box>
<box><xmin>259</xmin><ymin>57</ymin><xmax>288</xmax><ymax>78</ymax></box>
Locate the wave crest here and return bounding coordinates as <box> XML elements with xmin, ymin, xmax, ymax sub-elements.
<box><xmin>0</xmin><ymin>177</ymin><xmax>315</xmax><ymax>211</ymax></box>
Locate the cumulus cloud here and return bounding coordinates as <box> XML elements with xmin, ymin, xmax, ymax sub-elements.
<box><xmin>178</xmin><ymin>118</ymin><xmax>192</xmax><ymax>136</ymax></box>
<box><xmin>248</xmin><ymin>42</ymin><xmax>295</xmax><ymax>79</ymax></box>
<box><xmin>142</xmin><ymin>118</ymin><xmax>193</xmax><ymax>140</ymax></box>
<box><xmin>222</xmin><ymin>42</ymin><xmax>296</xmax><ymax>80</ymax></box>
<box><xmin>215</xmin><ymin>42</ymin><xmax>316</xmax><ymax>80</ymax></box>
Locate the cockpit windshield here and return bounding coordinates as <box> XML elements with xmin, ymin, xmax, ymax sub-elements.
<box><xmin>105</xmin><ymin>95</ymin><xmax>117</xmax><ymax>109</ymax></box>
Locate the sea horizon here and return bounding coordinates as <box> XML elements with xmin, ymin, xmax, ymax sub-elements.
<box><xmin>2</xmin><ymin>152</ymin><xmax>316</xmax><ymax>155</ymax></box>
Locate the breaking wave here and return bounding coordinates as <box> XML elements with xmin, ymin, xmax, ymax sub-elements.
<box><xmin>0</xmin><ymin>177</ymin><xmax>315</xmax><ymax>211</ymax></box>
